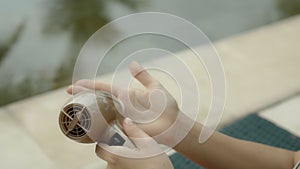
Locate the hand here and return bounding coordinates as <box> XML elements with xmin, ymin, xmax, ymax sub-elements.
<box><xmin>67</xmin><ymin>61</ymin><xmax>180</xmax><ymax>144</ymax></box>
<box><xmin>95</xmin><ymin>118</ymin><xmax>174</xmax><ymax>169</ymax></box>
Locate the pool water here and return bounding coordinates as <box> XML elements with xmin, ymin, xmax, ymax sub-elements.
<box><xmin>0</xmin><ymin>0</ymin><xmax>299</xmax><ymax>106</ymax></box>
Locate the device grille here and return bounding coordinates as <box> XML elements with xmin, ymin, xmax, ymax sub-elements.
<box><xmin>59</xmin><ymin>103</ymin><xmax>91</xmax><ymax>138</ymax></box>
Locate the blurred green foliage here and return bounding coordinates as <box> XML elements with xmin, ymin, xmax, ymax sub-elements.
<box><xmin>1</xmin><ymin>0</ymin><xmax>300</xmax><ymax>106</ymax></box>
<box><xmin>44</xmin><ymin>0</ymin><xmax>141</xmax><ymax>89</ymax></box>
<box><xmin>0</xmin><ymin>21</ymin><xmax>25</xmax><ymax>64</ymax></box>
<box><xmin>0</xmin><ymin>0</ymin><xmax>141</xmax><ymax>106</ymax></box>
<box><xmin>277</xmin><ymin>0</ymin><xmax>300</xmax><ymax>17</ymax></box>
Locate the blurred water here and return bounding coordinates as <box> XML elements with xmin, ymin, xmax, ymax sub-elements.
<box><xmin>0</xmin><ymin>0</ymin><xmax>299</xmax><ymax>105</ymax></box>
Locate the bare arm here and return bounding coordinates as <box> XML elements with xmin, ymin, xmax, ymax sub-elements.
<box><xmin>173</xmin><ymin>113</ymin><xmax>296</xmax><ymax>169</ymax></box>
<box><xmin>69</xmin><ymin>62</ymin><xmax>299</xmax><ymax>169</ymax></box>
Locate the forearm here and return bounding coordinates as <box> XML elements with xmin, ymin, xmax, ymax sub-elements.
<box><xmin>173</xmin><ymin>113</ymin><xmax>295</xmax><ymax>169</ymax></box>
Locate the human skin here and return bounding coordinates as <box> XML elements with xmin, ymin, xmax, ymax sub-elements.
<box><xmin>67</xmin><ymin>61</ymin><xmax>300</xmax><ymax>169</ymax></box>
<box><xmin>95</xmin><ymin>118</ymin><xmax>174</xmax><ymax>169</ymax></box>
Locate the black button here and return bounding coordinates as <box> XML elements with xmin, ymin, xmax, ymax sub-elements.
<box><xmin>108</xmin><ymin>133</ymin><xmax>126</xmax><ymax>146</ymax></box>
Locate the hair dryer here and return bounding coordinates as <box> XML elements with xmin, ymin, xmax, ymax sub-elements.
<box><xmin>58</xmin><ymin>90</ymin><xmax>135</xmax><ymax>148</ymax></box>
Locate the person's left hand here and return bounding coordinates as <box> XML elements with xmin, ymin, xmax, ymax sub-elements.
<box><xmin>95</xmin><ymin>118</ymin><xmax>174</xmax><ymax>169</ymax></box>
<box><xmin>67</xmin><ymin>61</ymin><xmax>181</xmax><ymax>145</ymax></box>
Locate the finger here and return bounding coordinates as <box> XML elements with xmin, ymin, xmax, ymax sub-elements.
<box><xmin>74</xmin><ymin>79</ymin><xmax>120</xmax><ymax>96</ymax></box>
<box><xmin>66</xmin><ymin>85</ymin><xmax>89</xmax><ymax>95</ymax></box>
<box><xmin>95</xmin><ymin>144</ymin><xmax>117</xmax><ymax>164</ymax></box>
<box><xmin>123</xmin><ymin>118</ymin><xmax>157</xmax><ymax>149</ymax></box>
<box><xmin>106</xmin><ymin>164</ymin><xmax>115</xmax><ymax>169</ymax></box>
<box><xmin>96</xmin><ymin>143</ymin><xmax>138</xmax><ymax>162</ymax></box>
<box><xmin>129</xmin><ymin>61</ymin><xmax>160</xmax><ymax>89</ymax></box>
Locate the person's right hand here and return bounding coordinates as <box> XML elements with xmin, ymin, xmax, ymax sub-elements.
<box><xmin>66</xmin><ymin>61</ymin><xmax>181</xmax><ymax>144</ymax></box>
<box><xmin>95</xmin><ymin>118</ymin><xmax>174</xmax><ymax>169</ymax></box>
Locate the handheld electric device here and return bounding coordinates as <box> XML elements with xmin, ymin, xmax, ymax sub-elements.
<box><xmin>58</xmin><ymin>90</ymin><xmax>135</xmax><ymax>148</ymax></box>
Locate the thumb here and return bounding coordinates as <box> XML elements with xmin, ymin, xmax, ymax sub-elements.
<box><xmin>122</xmin><ymin>118</ymin><xmax>157</xmax><ymax>149</ymax></box>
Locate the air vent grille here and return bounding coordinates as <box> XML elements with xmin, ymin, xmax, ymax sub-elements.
<box><xmin>59</xmin><ymin>103</ymin><xmax>91</xmax><ymax>138</ymax></box>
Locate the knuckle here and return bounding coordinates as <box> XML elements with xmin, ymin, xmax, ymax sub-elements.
<box><xmin>75</xmin><ymin>79</ymin><xmax>90</xmax><ymax>85</ymax></box>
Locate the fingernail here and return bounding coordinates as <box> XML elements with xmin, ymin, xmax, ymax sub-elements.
<box><xmin>123</xmin><ymin>117</ymin><xmax>133</xmax><ymax>127</ymax></box>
